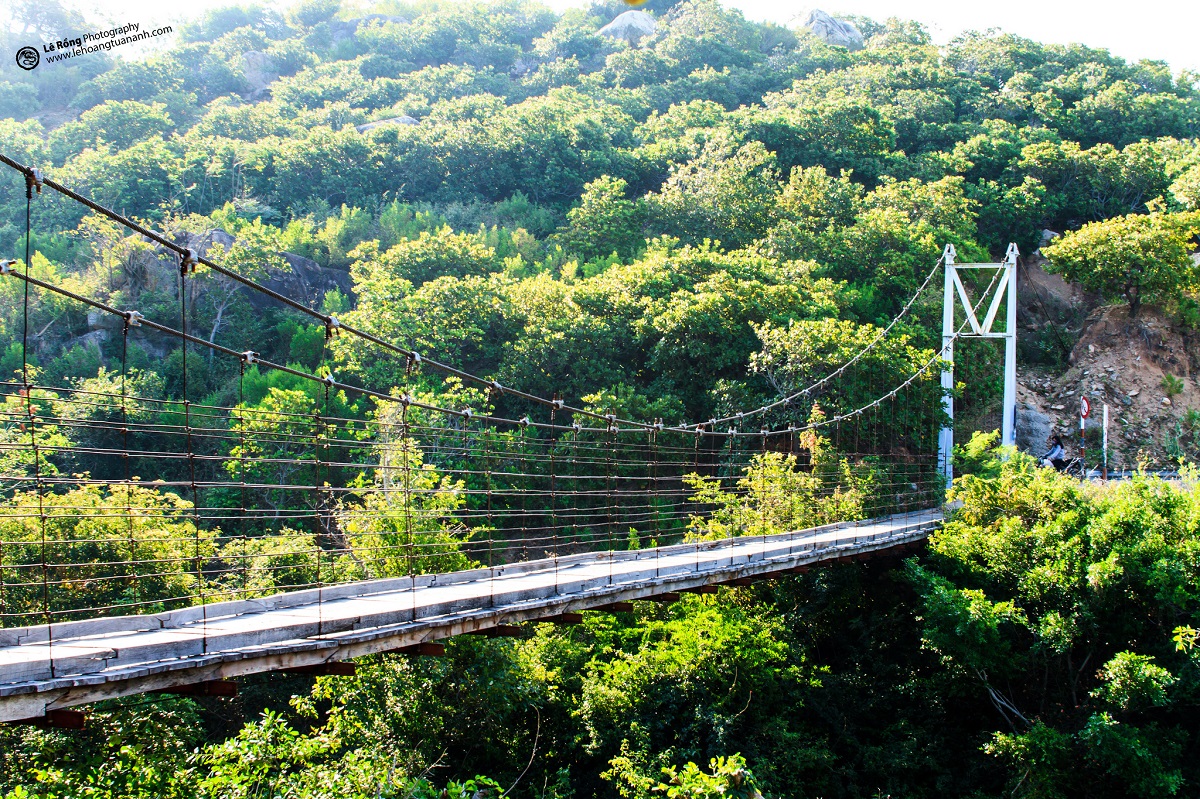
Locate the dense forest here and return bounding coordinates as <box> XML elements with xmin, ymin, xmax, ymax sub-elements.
<box><xmin>2</xmin><ymin>0</ymin><xmax>1200</xmax><ymax>795</ymax></box>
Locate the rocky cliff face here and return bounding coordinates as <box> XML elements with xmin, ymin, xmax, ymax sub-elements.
<box><xmin>69</xmin><ymin>230</ymin><xmax>354</xmax><ymax>362</ymax></box>
<box><xmin>1016</xmin><ymin>305</ymin><xmax>1200</xmax><ymax>467</ymax></box>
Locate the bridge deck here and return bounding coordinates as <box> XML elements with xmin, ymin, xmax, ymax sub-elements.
<box><xmin>0</xmin><ymin>509</ymin><xmax>941</xmax><ymax>722</ymax></box>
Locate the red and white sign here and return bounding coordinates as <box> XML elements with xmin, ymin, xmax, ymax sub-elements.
<box><xmin>1080</xmin><ymin>396</ymin><xmax>1091</xmax><ymax>419</ymax></box>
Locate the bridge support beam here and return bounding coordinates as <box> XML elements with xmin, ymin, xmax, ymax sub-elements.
<box><xmin>938</xmin><ymin>243</ymin><xmax>1019</xmax><ymax>486</ymax></box>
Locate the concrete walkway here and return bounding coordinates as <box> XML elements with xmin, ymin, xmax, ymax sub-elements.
<box><xmin>0</xmin><ymin>508</ymin><xmax>941</xmax><ymax>721</ymax></box>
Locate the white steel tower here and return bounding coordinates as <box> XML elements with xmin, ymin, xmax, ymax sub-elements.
<box><xmin>938</xmin><ymin>242</ymin><xmax>1019</xmax><ymax>484</ymax></box>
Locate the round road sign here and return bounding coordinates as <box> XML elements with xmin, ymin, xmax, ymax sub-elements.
<box><xmin>1080</xmin><ymin>396</ymin><xmax>1091</xmax><ymax>419</ymax></box>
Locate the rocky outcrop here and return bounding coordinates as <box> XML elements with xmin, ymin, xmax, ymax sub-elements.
<box><xmin>1018</xmin><ymin>259</ymin><xmax>1099</xmax><ymax>320</ymax></box>
<box><xmin>799</xmin><ymin>10</ymin><xmax>863</xmax><ymax>50</ymax></box>
<box><xmin>1015</xmin><ymin>305</ymin><xmax>1200</xmax><ymax>466</ymax></box>
<box><xmin>183</xmin><ymin>230</ymin><xmax>354</xmax><ymax>312</ymax></box>
<box><xmin>355</xmin><ymin>115</ymin><xmax>419</xmax><ymax>133</ymax></box>
<box><xmin>186</xmin><ymin>229</ymin><xmax>235</xmax><ymax>254</ymax></box>
<box><xmin>241</xmin><ymin>51</ymin><xmax>279</xmax><ymax>100</ymax></box>
<box><xmin>273</xmin><ymin>251</ymin><xmax>354</xmax><ymax>310</ymax></box>
<box><xmin>598</xmin><ymin>10</ymin><xmax>656</xmax><ymax>45</ymax></box>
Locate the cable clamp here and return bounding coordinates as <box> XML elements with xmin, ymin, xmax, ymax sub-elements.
<box><xmin>27</xmin><ymin>168</ymin><xmax>42</xmax><ymax>193</ymax></box>
<box><xmin>0</xmin><ymin>259</ymin><xmax>15</xmax><ymax>275</ymax></box>
<box><xmin>654</xmin><ymin>420</ymin><xmax>665</xmax><ymax>432</ymax></box>
<box><xmin>325</xmin><ymin>316</ymin><xmax>340</xmax><ymax>339</ymax></box>
<box><xmin>322</xmin><ymin>371</ymin><xmax>337</xmax><ymax>387</ymax></box>
<box><xmin>490</xmin><ymin>379</ymin><xmax>503</xmax><ymax>393</ymax></box>
<box><xmin>124</xmin><ymin>310</ymin><xmax>145</xmax><ymax>327</ymax></box>
<box><xmin>400</xmin><ymin>393</ymin><xmax>412</xmax><ymax>406</ymax></box>
<box><xmin>728</xmin><ymin>427</ymin><xmax>737</xmax><ymax>436</ymax></box>
<box><xmin>518</xmin><ymin>415</ymin><xmax>531</xmax><ymax>428</ymax></box>
<box><xmin>410</xmin><ymin>351</ymin><xmax>421</xmax><ymax>364</ymax></box>
<box><xmin>552</xmin><ymin>399</ymin><xmax>565</xmax><ymax>410</ymax></box>
<box><xmin>461</xmin><ymin>408</ymin><xmax>474</xmax><ymax>420</ymax></box>
<box><xmin>572</xmin><ymin>422</ymin><xmax>582</xmax><ymax>433</ymax></box>
<box><xmin>180</xmin><ymin>248</ymin><xmax>197</xmax><ymax>273</ymax></box>
<box><xmin>241</xmin><ymin>350</ymin><xmax>258</xmax><ymax>364</ymax></box>
<box><xmin>761</xmin><ymin>428</ymin><xmax>769</xmax><ymax>436</ymax></box>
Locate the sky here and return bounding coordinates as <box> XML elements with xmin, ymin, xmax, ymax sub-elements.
<box><xmin>730</xmin><ymin>0</ymin><xmax>1200</xmax><ymax>74</ymax></box>
<box><xmin>42</xmin><ymin>0</ymin><xmax>1200</xmax><ymax>75</ymax></box>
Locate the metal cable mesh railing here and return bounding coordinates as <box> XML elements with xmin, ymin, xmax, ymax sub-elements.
<box><xmin>0</xmin><ymin>370</ymin><xmax>946</xmax><ymax>627</ymax></box>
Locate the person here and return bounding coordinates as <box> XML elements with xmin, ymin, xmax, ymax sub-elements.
<box><xmin>1042</xmin><ymin>435</ymin><xmax>1066</xmax><ymax>471</ymax></box>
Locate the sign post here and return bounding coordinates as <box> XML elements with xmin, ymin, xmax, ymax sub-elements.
<box><xmin>1102</xmin><ymin>403</ymin><xmax>1108</xmax><ymax>481</ymax></box>
<box><xmin>1080</xmin><ymin>396</ymin><xmax>1091</xmax><ymax>478</ymax></box>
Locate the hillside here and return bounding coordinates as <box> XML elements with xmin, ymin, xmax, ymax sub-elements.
<box><xmin>2</xmin><ymin>0</ymin><xmax>1200</xmax><ymax>797</ymax></box>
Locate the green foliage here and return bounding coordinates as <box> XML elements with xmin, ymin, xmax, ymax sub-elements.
<box><xmin>0</xmin><ymin>483</ymin><xmax>210</xmax><ymax>621</ymax></box>
<box><xmin>648</xmin><ymin>134</ymin><xmax>781</xmax><ymax>250</ymax></box>
<box><xmin>737</xmin><ymin>317</ymin><xmax>945</xmax><ymax>452</ymax></box>
<box><xmin>610</xmin><ymin>754</ymin><xmax>762</xmax><ymax>799</ymax></box>
<box><xmin>656</xmin><ymin>756</ymin><xmax>761</xmax><ymax>799</ymax></box>
<box><xmin>684</xmin><ymin>447</ymin><xmax>880</xmax><ymax>540</ymax></box>
<box><xmin>953</xmin><ymin>430</ymin><xmax>1006</xmax><ymax>479</ymax></box>
<box><xmin>337</xmin><ymin>428</ymin><xmax>476</xmax><ymax>578</ymax></box>
<box><xmin>1091</xmin><ymin>652</ymin><xmax>1175</xmax><ymax>711</ymax></box>
<box><xmin>0</xmin><ymin>82</ymin><xmax>40</xmax><ymax>120</ymax></box>
<box><xmin>0</xmin><ymin>694</ymin><xmax>205</xmax><ymax>799</ymax></box>
<box><xmin>913</xmin><ymin>459</ymin><xmax>1200</xmax><ymax>796</ymax></box>
<box><xmin>1044</xmin><ymin>211</ymin><xmax>1200</xmax><ymax>317</ymax></box>
<box><xmin>559</xmin><ymin>175</ymin><xmax>647</xmax><ymax>261</ymax></box>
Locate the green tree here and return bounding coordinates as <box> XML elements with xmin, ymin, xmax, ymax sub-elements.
<box><xmin>648</xmin><ymin>134</ymin><xmax>780</xmax><ymax>250</ymax></box>
<box><xmin>559</xmin><ymin>175</ymin><xmax>646</xmax><ymax>262</ymax></box>
<box><xmin>1043</xmin><ymin>210</ymin><xmax>1200</xmax><ymax>317</ymax></box>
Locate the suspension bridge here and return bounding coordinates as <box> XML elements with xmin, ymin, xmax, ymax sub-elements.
<box><xmin>0</xmin><ymin>154</ymin><xmax>1017</xmax><ymax>725</ymax></box>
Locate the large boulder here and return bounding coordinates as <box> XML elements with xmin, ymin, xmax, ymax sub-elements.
<box><xmin>799</xmin><ymin>9</ymin><xmax>864</xmax><ymax>50</ymax></box>
<box><xmin>241</xmin><ymin>51</ymin><xmax>279</xmax><ymax>100</ymax></box>
<box><xmin>187</xmin><ymin>229</ymin><xmax>235</xmax><ymax>254</ymax></box>
<box><xmin>274</xmin><ymin>251</ymin><xmax>355</xmax><ymax>310</ymax></box>
<box><xmin>598</xmin><ymin>10</ymin><xmax>656</xmax><ymax>45</ymax></box>
<box><xmin>355</xmin><ymin>115</ymin><xmax>419</xmax><ymax>133</ymax></box>
<box><xmin>1016</xmin><ymin>402</ymin><xmax>1054</xmax><ymax>455</ymax></box>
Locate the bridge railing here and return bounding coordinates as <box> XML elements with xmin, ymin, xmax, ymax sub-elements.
<box><xmin>0</xmin><ymin>371</ymin><xmax>945</xmax><ymax>628</ymax></box>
